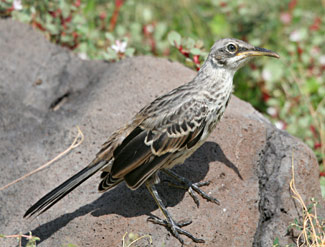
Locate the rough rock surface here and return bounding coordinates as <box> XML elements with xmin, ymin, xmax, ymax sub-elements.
<box><xmin>0</xmin><ymin>19</ymin><xmax>323</xmax><ymax>247</ymax></box>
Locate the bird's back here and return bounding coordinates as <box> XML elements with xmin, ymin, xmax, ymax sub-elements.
<box><xmin>98</xmin><ymin>72</ymin><xmax>233</xmax><ymax>191</ymax></box>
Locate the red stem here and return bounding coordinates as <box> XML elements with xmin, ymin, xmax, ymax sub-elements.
<box><xmin>109</xmin><ymin>0</ymin><xmax>124</xmax><ymax>32</ymax></box>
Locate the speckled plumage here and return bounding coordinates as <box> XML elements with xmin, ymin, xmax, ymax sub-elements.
<box><xmin>95</xmin><ymin>39</ymin><xmax>257</xmax><ymax>191</ymax></box>
<box><xmin>24</xmin><ymin>38</ymin><xmax>279</xmax><ymax>244</ymax></box>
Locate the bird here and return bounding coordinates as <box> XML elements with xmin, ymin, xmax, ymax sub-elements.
<box><xmin>24</xmin><ymin>38</ymin><xmax>279</xmax><ymax>244</ymax></box>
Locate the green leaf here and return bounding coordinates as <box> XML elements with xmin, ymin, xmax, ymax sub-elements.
<box><xmin>297</xmin><ymin>116</ymin><xmax>310</xmax><ymax>128</ymax></box>
<box><xmin>105</xmin><ymin>32</ymin><xmax>115</xmax><ymax>42</ymax></box>
<box><xmin>60</xmin><ymin>0</ymin><xmax>71</xmax><ymax>19</ymax></box>
<box><xmin>195</xmin><ymin>40</ymin><xmax>204</xmax><ymax>49</ymax></box>
<box><xmin>72</xmin><ymin>14</ymin><xmax>86</xmax><ymax>25</ymax></box>
<box><xmin>319</xmin><ymin>86</ymin><xmax>325</xmax><ymax>97</ymax></box>
<box><xmin>273</xmin><ymin>237</ymin><xmax>279</xmax><ymax>246</ymax></box>
<box><xmin>301</xmin><ymin>77</ymin><xmax>320</xmax><ymax>95</ymax></box>
<box><xmin>130</xmin><ymin>22</ymin><xmax>142</xmax><ymax>41</ymax></box>
<box><xmin>12</xmin><ymin>12</ymin><xmax>32</xmax><ymax>22</ymax></box>
<box><xmin>168</xmin><ymin>31</ymin><xmax>181</xmax><ymax>46</ymax></box>
<box><xmin>76</xmin><ymin>42</ymin><xmax>88</xmax><ymax>53</ymax></box>
<box><xmin>125</xmin><ymin>47</ymin><xmax>135</xmax><ymax>57</ymax></box>
<box><xmin>103</xmin><ymin>48</ymin><xmax>118</xmax><ymax>61</ymax></box>
<box><xmin>87</xmin><ymin>29</ymin><xmax>100</xmax><ymax>40</ymax></box>
<box><xmin>83</xmin><ymin>0</ymin><xmax>96</xmax><ymax>14</ymax></box>
<box><xmin>116</xmin><ymin>25</ymin><xmax>127</xmax><ymax>36</ymax></box>
<box><xmin>45</xmin><ymin>23</ymin><xmax>59</xmax><ymax>35</ymax></box>
<box><xmin>26</xmin><ymin>236</ymin><xmax>40</xmax><ymax>247</ymax></box>
<box><xmin>209</xmin><ymin>14</ymin><xmax>230</xmax><ymax>36</ymax></box>
<box><xmin>142</xmin><ymin>7</ymin><xmax>153</xmax><ymax>22</ymax></box>
<box><xmin>61</xmin><ymin>35</ymin><xmax>73</xmax><ymax>43</ymax></box>
<box><xmin>267</xmin><ymin>98</ymin><xmax>280</xmax><ymax>107</ymax></box>
<box><xmin>190</xmin><ymin>48</ymin><xmax>202</xmax><ymax>55</ymax></box>
<box><xmin>154</xmin><ymin>22</ymin><xmax>167</xmax><ymax>40</ymax></box>
<box><xmin>184</xmin><ymin>37</ymin><xmax>195</xmax><ymax>49</ymax></box>
<box><xmin>262</xmin><ymin>60</ymin><xmax>284</xmax><ymax>83</ymax></box>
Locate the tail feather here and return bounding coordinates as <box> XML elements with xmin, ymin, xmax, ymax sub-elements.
<box><xmin>24</xmin><ymin>160</ymin><xmax>107</xmax><ymax>218</ymax></box>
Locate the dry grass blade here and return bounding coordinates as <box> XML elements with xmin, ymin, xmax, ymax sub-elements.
<box><xmin>122</xmin><ymin>232</ymin><xmax>153</xmax><ymax>247</ymax></box>
<box><xmin>289</xmin><ymin>154</ymin><xmax>325</xmax><ymax>246</ymax></box>
<box><xmin>0</xmin><ymin>126</ymin><xmax>84</xmax><ymax>192</ymax></box>
<box><xmin>0</xmin><ymin>232</ymin><xmax>40</xmax><ymax>247</ymax></box>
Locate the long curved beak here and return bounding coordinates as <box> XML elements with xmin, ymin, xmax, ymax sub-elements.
<box><xmin>237</xmin><ymin>47</ymin><xmax>280</xmax><ymax>59</ymax></box>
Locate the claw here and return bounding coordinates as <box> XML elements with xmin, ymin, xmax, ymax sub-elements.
<box><xmin>146</xmin><ymin>182</ymin><xmax>205</xmax><ymax>244</ymax></box>
<box><xmin>191</xmin><ymin>182</ymin><xmax>220</xmax><ymax>205</ymax></box>
<box><xmin>195</xmin><ymin>181</ymin><xmax>211</xmax><ymax>187</ymax></box>
<box><xmin>147</xmin><ymin>215</ymin><xmax>205</xmax><ymax>244</ymax></box>
<box><xmin>162</xmin><ymin>169</ymin><xmax>220</xmax><ymax>206</ymax></box>
<box><xmin>147</xmin><ymin>215</ymin><xmax>192</xmax><ymax>228</ymax></box>
<box><xmin>188</xmin><ymin>186</ymin><xmax>200</xmax><ymax>207</ymax></box>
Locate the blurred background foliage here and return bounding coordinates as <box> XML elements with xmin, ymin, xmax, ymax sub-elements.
<box><xmin>1</xmin><ymin>0</ymin><xmax>324</xmax><ymax>195</ymax></box>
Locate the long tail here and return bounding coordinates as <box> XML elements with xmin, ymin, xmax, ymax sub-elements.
<box><xmin>24</xmin><ymin>160</ymin><xmax>107</xmax><ymax>218</ymax></box>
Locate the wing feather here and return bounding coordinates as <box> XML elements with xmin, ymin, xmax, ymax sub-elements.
<box><xmin>110</xmin><ymin>129</ymin><xmax>152</xmax><ymax>177</ymax></box>
<box><xmin>99</xmin><ymin>97</ymin><xmax>209</xmax><ymax>191</ymax></box>
<box><xmin>141</xmin><ymin>98</ymin><xmax>209</xmax><ymax>155</ymax></box>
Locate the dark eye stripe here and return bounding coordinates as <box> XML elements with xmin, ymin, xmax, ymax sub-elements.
<box><xmin>238</xmin><ymin>47</ymin><xmax>248</xmax><ymax>52</ymax></box>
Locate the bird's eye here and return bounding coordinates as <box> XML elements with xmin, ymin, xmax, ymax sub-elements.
<box><xmin>227</xmin><ymin>43</ymin><xmax>237</xmax><ymax>53</ymax></box>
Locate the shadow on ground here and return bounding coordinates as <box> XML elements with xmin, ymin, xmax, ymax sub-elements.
<box><xmin>23</xmin><ymin>141</ymin><xmax>240</xmax><ymax>246</ymax></box>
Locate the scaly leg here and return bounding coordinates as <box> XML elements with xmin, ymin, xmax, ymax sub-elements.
<box><xmin>145</xmin><ymin>181</ymin><xmax>205</xmax><ymax>244</ymax></box>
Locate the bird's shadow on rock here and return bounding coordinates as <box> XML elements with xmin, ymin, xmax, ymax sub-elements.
<box><xmin>23</xmin><ymin>141</ymin><xmax>241</xmax><ymax>246</ymax></box>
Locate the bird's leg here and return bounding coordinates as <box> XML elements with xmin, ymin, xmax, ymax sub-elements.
<box><xmin>145</xmin><ymin>181</ymin><xmax>205</xmax><ymax>244</ymax></box>
<box><xmin>162</xmin><ymin>169</ymin><xmax>220</xmax><ymax>207</ymax></box>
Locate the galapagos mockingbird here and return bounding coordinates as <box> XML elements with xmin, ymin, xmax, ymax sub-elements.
<box><xmin>24</xmin><ymin>38</ymin><xmax>279</xmax><ymax>244</ymax></box>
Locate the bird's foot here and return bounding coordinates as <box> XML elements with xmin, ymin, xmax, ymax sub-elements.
<box><xmin>147</xmin><ymin>215</ymin><xmax>205</xmax><ymax>244</ymax></box>
<box><xmin>163</xmin><ymin>169</ymin><xmax>220</xmax><ymax>207</ymax></box>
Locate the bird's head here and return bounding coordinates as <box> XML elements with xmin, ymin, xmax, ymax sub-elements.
<box><xmin>207</xmin><ymin>38</ymin><xmax>279</xmax><ymax>72</ymax></box>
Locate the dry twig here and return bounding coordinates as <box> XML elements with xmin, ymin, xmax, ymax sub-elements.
<box><xmin>0</xmin><ymin>126</ymin><xmax>84</xmax><ymax>192</ymax></box>
<box><xmin>289</xmin><ymin>154</ymin><xmax>325</xmax><ymax>246</ymax></box>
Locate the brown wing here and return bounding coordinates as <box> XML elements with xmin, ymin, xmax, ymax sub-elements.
<box><xmin>99</xmin><ymin>99</ymin><xmax>208</xmax><ymax>190</ymax></box>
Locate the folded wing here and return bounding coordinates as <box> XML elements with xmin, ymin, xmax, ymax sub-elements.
<box><xmin>99</xmin><ymin>99</ymin><xmax>208</xmax><ymax>191</ymax></box>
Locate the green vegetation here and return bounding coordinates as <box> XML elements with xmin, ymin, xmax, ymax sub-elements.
<box><xmin>0</xmin><ymin>232</ymin><xmax>39</xmax><ymax>247</ymax></box>
<box><xmin>1</xmin><ymin>0</ymin><xmax>324</xmax><ymax>189</ymax></box>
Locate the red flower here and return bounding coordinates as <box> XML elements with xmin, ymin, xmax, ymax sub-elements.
<box><xmin>262</xmin><ymin>92</ymin><xmax>270</xmax><ymax>102</ymax></box>
<box><xmin>310</xmin><ymin>17</ymin><xmax>321</xmax><ymax>31</ymax></box>
<box><xmin>193</xmin><ymin>55</ymin><xmax>200</xmax><ymax>65</ymax></box>
<box><xmin>220</xmin><ymin>2</ymin><xmax>227</xmax><ymax>7</ymax></box>
<box><xmin>288</xmin><ymin>0</ymin><xmax>297</xmax><ymax>11</ymax></box>
<box><xmin>74</xmin><ymin>0</ymin><xmax>81</xmax><ymax>7</ymax></box>
<box><xmin>314</xmin><ymin>143</ymin><xmax>322</xmax><ymax>149</ymax></box>
<box><xmin>100</xmin><ymin>12</ymin><xmax>106</xmax><ymax>20</ymax></box>
<box><xmin>280</xmin><ymin>12</ymin><xmax>292</xmax><ymax>24</ymax></box>
<box><xmin>115</xmin><ymin>0</ymin><xmax>124</xmax><ymax>8</ymax></box>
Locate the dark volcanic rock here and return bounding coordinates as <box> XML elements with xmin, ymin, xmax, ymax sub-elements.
<box><xmin>0</xmin><ymin>19</ymin><xmax>323</xmax><ymax>247</ymax></box>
